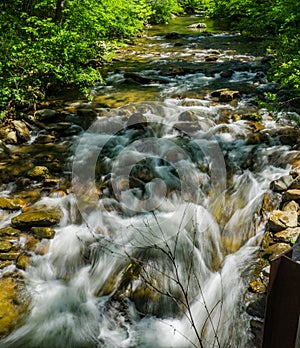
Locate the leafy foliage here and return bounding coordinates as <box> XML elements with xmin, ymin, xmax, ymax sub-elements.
<box><xmin>0</xmin><ymin>0</ymin><xmax>204</xmax><ymax>113</ymax></box>
<box><xmin>0</xmin><ymin>0</ymin><xmax>152</xmax><ymax>111</ymax></box>
<box><xmin>209</xmin><ymin>0</ymin><xmax>300</xmax><ymax>95</ymax></box>
<box><xmin>147</xmin><ymin>0</ymin><xmax>184</xmax><ymax>24</ymax></box>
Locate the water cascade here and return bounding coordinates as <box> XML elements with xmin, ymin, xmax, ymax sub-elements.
<box><xmin>1</xmin><ymin>15</ymin><xmax>299</xmax><ymax>348</ymax></box>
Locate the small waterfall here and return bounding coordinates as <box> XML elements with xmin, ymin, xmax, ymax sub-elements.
<box><xmin>1</xmin><ymin>97</ymin><xmax>293</xmax><ymax>348</ymax></box>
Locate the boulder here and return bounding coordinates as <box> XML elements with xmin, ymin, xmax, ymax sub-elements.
<box><xmin>220</xmin><ymin>70</ymin><xmax>234</xmax><ymax>78</ymax></box>
<box><xmin>270</xmin><ymin>175</ymin><xmax>294</xmax><ymax>192</ymax></box>
<box><xmin>186</xmin><ymin>23</ymin><xmax>207</xmax><ymax>29</ymax></box>
<box><xmin>283</xmin><ymin>189</ymin><xmax>300</xmax><ymax>202</ymax></box>
<box><xmin>0</xmin><ymin>278</ymin><xmax>28</xmax><ymax>336</ymax></box>
<box><xmin>0</xmin><ymin>241</ymin><xmax>12</xmax><ymax>252</ymax></box>
<box><xmin>127</xmin><ymin>113</ymin><xmax>147</xmax><ymax>128</ymax></box>
<box><xmin>0</xmin><ymin>227</ymin><xmax>20</xmax><ymax>236</ymax></box>
<box><xmin>263</xmin><ymin>243</ymin><xmax>291</xmax><ymax>260</ymax></box>
<box><xmin>0</xmin><ymin>252</ymin><xmax>20</xmax><ymax>261</ymax></box>
<box><xmin>211</xmin><ymin>88</ymin><xmax>240</xmax><ymax>102</ymax></box>
<box><xmin>282</xmin><ymin>200</ymin><xmax>299</xmax><ymax>212</ymax></box>
<box><xmin>34</xmin><ymin>134</ymin><xmax>56</xmax><ymax>144</ymax></box>
<box><xmin>178</xmin><ymin>110</ymin><xmax>198</xmax><ymax>122</ymax></box>
<box><xmin>268</xmin><ymin>210</ymin><xmax>298</xmax><ymax>232</ymax></box>
<box><xmin>34</xmin><ymin>109</ymin><xmax>56</xmax><ymax>121</ymax></box>
<box><xmin>3</xmin><ymin>130</ymin><xmax>17</xmax><ymax>144</ymax></box>
<box><xmin>205</xmin><ymin>56</ymin><xmax>218</xmax><ymax>62</ymax></box>
<box><xmin>0</xmin><ymin>197</ymin><xmax>25</xmax><ymax>210</ymax></box>
<box><xmin>274</xmin><ymin>227</ymin><xmax>300</xmax><ymax>244</ymax></box>
<box><xmin>16</xmin><ymin>254</ymin><xmax>31</xmax><ymax>270</ymax></box>
<box><xmin>289</xmin><ymin>176</ymin><xmax>300</xmax><ymax>189</ymax></box>
<box><xmin>11</xmin><ymin>120</ymin><xmax>30</xmax><ymax>143</ymax></box>
<box><xmin>11</xmin><ymin>208</ymin><xmax>62</xmax><ymax>229</ymax></box>
<box><xmin>27</xmin><ymin>166</ymin><xmax>50</xmax><ymax>180</ymax></box>
<box><xmin>174</xmin><ymin>122</ymin><xmax>201</xmax><ymax>133</ymax></box>
<box><xmin>31</xmin><ymin>227</ymin><xmax>56</xmax><ymax>239</ymax></box>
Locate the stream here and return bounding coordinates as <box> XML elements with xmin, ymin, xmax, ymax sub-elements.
<box><xmin>1</xmin><ymin>14</ymin><xmax>300</xmax><ymax>348</ymax></box>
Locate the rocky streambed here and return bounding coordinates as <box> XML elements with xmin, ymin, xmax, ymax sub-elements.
<box><xmin>0</xmin><ymin>14</ymin><xmax>300</xmax><ymax>348</ymax></box>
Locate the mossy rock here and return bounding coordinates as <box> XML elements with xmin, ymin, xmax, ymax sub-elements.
<box><xmin>0</xmin><ymin>252</ymin><xmax>20</xmax><ymax>261</ymax></box>
<box><xmin>31</xmin><ymin>227</ymin><xmax>56</xmax><ymax>239</ymax></box>
<box><xmin>0</xmin><ymin>278</ymin><xmax>29</xmax><ymax>336</ymax></box>
<box><xmin>0</xmin><ymin>227</ymin><xmax>20</xmax><ymax>236</ymax></box>
<box><xmin>16</xmin><ymin>189</ymin><xmax>41</xmax><ymax>205</ymax></box>
<box><xmin>16</xmin><ymin>254</ymin><xmax>31</xmax><ymax>270</ymax></box>
<box><xmin>249</xmin><ymin>280</ymin><xmax>267</xmax><ymax>294</ymax></box>
<box><xmin>263</xmin><ymin>243</ymin><xmax>291</xmax><ymax>260</ymax></box>
<box><xmin>0</xmin><ymin>261</ymin><xmax>13</xmax><ymax>269</ymax></box>
<box><xmin>0</xmin><ymin>197</ymin><xmax>25</xmax><ymax>210</ymax></box>
<box><xmin>11</xmin><ymin>208</ymin><xmax>62</xmax><ymax>229</ymax></box>
<box><xmin>0</xmin><ymin>241</ymin><xmax>12</xmax><ymax>252</ymax></box>
<box><xmin>27</xmin><ymin>166</ymin><xmax>50</xmax><ymax>180</ymax></box>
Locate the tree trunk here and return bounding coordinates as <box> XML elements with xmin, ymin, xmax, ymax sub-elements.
<box><xmin>55</xmin><ymin>0</ymin><xmax>65</xmax><ymax>23</ymax></box>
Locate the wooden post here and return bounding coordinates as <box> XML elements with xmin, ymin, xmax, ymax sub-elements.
<box><xmin>262</xmin><ymin>249</ymin><xmax>300</xmax><ymax>348</ymax></box>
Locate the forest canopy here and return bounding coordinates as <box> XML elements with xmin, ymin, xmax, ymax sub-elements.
<box><xmin>0</xmin><ymin>0</ymin><xmax>299</xmax><ymax>115</ymax></box>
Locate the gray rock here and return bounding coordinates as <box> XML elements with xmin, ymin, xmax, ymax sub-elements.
<box><xmin>187</xmin><ymin>23</ymin><xmax>207</xmax><ymax>29</ymax></box>
<box><xmin>34</xmin><ymin>109</ymin><xmax>56</xmax><ymax>121</ymax></box>
<box><xmin>270</xmin><ymin>175</ymin><xmax>294</xmax><ymax>192</ymax></box>
<box><xmin>178</xmin><ymin>110</ymin><xmax>198</xmax><ymax>122</ymax></box>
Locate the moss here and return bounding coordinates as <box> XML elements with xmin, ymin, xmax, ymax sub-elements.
<box><xmin>0</xmin><ymin>278</ymin><xmax>29</xmax><ymax>336</ymax></box>
<box><xmin>0</xmin><ymin>197</ymin><xmax>25</xmax><ymax>210</ymax></box>
<box><xmin>11</xmin><ymin>208</ymin><xmax>62</xmax><ymax>228</ymax></box>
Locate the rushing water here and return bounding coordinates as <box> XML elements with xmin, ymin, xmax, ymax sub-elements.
<box><xmin>1</xmin><ymin>14</ymin><xmax>299</xmax><ymax>348</ymax></box>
